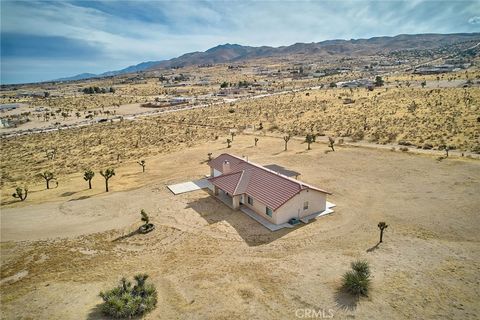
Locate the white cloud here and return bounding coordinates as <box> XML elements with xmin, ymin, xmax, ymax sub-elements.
<box><xmin>468</xmin><ymin>16</ymin><xmax>480</xmax><ymax>24</ymax></box>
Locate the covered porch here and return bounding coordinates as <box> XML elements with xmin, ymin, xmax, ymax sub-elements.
<box><xmin>212</xmin><ymin>186</ymin><xmax>241</xmax><ymax>210</ymax></box>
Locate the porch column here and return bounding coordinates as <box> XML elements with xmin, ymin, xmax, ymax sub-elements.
<box><xmin>232</xmin><ymin>195</ymin><xmax>240</xmax><ymax>210</ymax></box>
<box><xmin>214</xmin><ymin>186</ymin><xmax>219</xmax><ymax>195</ymax></box>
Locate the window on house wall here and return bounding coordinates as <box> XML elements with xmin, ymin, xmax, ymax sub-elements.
<box><xmin>247</xmin><ymin>196</ymin><xmax>253</xmax><ymax>205</ymax></box>
<box><xmin>266</xmin><ymin>207</ymin><xmax>273</xmax><ymax>217</ymax></box>
<box><xmin>303</xmin><ymin>201</ymin><xmax>309</xmax><ymax>210</ymax></box>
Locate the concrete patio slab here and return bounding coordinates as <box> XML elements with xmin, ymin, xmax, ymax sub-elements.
<box><xmin>239</xmin><ymin>201</ymin><xmax>336</xmax><ymax>231</ymax></box>
<box><xmin>240</xmin><ymin>206</ymin><xmax>294</xmax><ymax>231</ymax></box>
<box><xmin>167</xmin><ymin>178</ymin><xmax>211</xmax><ymax>195</ymax></box>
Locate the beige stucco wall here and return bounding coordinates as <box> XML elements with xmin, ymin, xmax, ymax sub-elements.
<box><xmin>242</xmin><ymin>195</ymin><xmax>275</xmax><ymax>223</ymax></box>
<box><xmin>274</xmin><ymin>189</ymin><xmax>327</xmax><ymax>224</ymax></box>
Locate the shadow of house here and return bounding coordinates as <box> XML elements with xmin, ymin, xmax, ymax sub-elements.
<box><xmin>185</xmin><ymin>190</ymin><xmax>302</xmax><ymax>247</ymax></box>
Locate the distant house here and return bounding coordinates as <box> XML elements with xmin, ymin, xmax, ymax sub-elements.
<box><xmin>207</xmin><ymin>154</ymin><xmax>332</xmax><ymax>226</ymax></box>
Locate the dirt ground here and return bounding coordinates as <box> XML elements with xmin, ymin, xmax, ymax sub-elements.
<box><xmin>1</xmin><ymin>135</ymin><xmax>479</xmax><ymax>319</ymax></box>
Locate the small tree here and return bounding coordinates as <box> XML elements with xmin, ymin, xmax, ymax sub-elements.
<box><xmin>100</xmin><ymin>168</ymin><xmax>115</xmax><ymax>192</ymax></box>
<box><xmin>140</xmin><ymin>209</ymin><xmax>149</xmax><ymax>226</ymax></box>
<box><xmin>39</xmin><ymin>171</ymin><xmax>55</xmax><ymax>189</ymax></box>
<box><xmin>375</xmin><ymin>76</ymin><xmax>384</xmax><ymax>87</ymax></box>
<box><xmin>139</xmin><ymin>209</ymin><xmax>154</xmax><ymax>233</ymax></box>
<box><xmin>328</xmin><ymin>136</ymin><xmax>336</xmax><ymax>151</ymax></box>
<box><xmin>83</xmin><ymin>169</ymin><xmax>95</xmax><ymax>189</ymax></box>
<box><xmin>378</xmin><ymin>221</ymin><xmax>388</xmax><ymax>243</ymax></box>
<box><xmin>445</xmin><ymin>147</ymin><xmax>449</xmax><ymax>158</ymax></box>
<box><xmin>305</xmin><ymin>134</ymin><xmax>315</xmax><ymax>150</ymax></box>
<box><xmin>230</xmin><ymin>132</ymin><xmax>236</xmax><ymax>141</ymax></box>
<box><xmin>12</xmin><ymin>186</ymin><xmax>28</xmax><ymax>201</ymax></box>
<box><xmin>283</xmin><ymin>134</ymin><xmax>291</xmax><ymax>151</ymax></box>
<box><xmin>254</xmin><ymin>137</ymin><xmax>259</xmax><ymax>146</ymax></box>
<box><xmin>137</xmin><ymin>160</ymin><xmax>146</xmax><ymax>172</ymax></box>
<box><xmin>226</xmin><ymin>139</ymin><xmax>232</xmax><ymax>148</ymax></box>
<box><xmin>208</xmin><ymin>153</ymin><xmax>213</xmax><ymax>161</ymax></box>
<box><xmin>421</xmin><ymin>80</ymin><xmax>426</xmax><ymax>88</ymax></box>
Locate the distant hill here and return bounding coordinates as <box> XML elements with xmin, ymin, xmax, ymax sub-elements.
<box><xmin>55</xmin><ymin>33</ymin><xmax>480</xmax><ymax>82</ymax></box>
<box><xmin>55</xmin><ymin>61</ymin><xmax>161</xmax><ymax>82</ymax></box>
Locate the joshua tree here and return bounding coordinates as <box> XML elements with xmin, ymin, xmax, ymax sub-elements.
<box><xmin>140</xmin><ymin>209</ymin><xmax>149</xmax><ymax>226</ymax></box>
<box><xmin>378</xmin><ymin>221</ymin><xmax>388</xmax><ymax>243</ymax></box>
<box><xmin>12</xmin><ymin>186</ymin><xmax>28</xmax><ymax>201</ymax></box>
<box><xmin>421</xmin><ymin>80</ymin><xmax>427</xmax><ymax>88</ymax></box>
<box><xmin>445</xmin><ymin>147</ymin><xmax>449</xmax><ymax>158</ymax></box>
<box><xmin>230</xmin><ymin>132</ymin><xmax>236</xmax><ymax>141</ymax></box>
<box><xmin>283</xmin><ymin>134</ymin><xmax>291</xmax><ymax>151</ymax></box>
<box><xmin>375</xmin><ymin>76</ymin><xmax>384</xmax><ymax>87</ymax></box>
<box><xmin>100</xmin><ymin>168</ymin><xmax>115</xmax><ymax>192</ymax></box>
<box><xmin>305</xmin><ymin>134</ymin><xmax>315</xmax><ymax>150</ymax></box>
<box><xmin>83</xmin><ymin>169</ymin><xmax>95</xmax><ymax>189</ymax></box>
<box><xmin>137</xmin><ymin>160</ymin><xmax>146</xmax><ymax>172</ymax></box>
<box><xmin>226</xmin><ymin>139</ymin><xmax>232</xmax><ymax>148</ymax></box>
<box><xmin>39</xmin><ymin>171</ymin><xmax>55</xmax><ymax>189</ymax></box>
<box><xmin>254</xmin><ymin>137</ymin><xmax>259</xmax><ymax>146</ymax></box>
<box><xmin>328</xmin><ymin>136</ymin><xmax>336</xmax><ymax>151</ymax></box>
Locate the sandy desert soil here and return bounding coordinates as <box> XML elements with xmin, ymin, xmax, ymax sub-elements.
<box><xmin>1</xmin><ymin>134</ymin><xmax>479</xmax><ymax>319</ymax></box>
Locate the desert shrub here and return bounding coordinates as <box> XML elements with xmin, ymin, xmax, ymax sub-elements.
<box><xmin>99</xmin><ymin>274</ymin><xmax>157</xmax><ymax>318</ymax></box>
<box><xmin>398</xmin><ymin>140</ymin><xmax>412</xmax><ymax>146</ymax></box>
<box><xmin>422</xmin><ymin>143</ymin><xmax>433</xmax><ymax>150</ymax></box>
<box><xmin>351</xmin><ymin>260</ymin><xmax>370</xmax><ymax>278</ymax></box>
<box><xmin>342</xmin><ymin>260</ymin><xmax>371</xmax><ymax>297</ymax></box>
<box><xmin>399</xmin><ymin>146</ymin><xmax>409</xmax><ymax>152</ymax></box>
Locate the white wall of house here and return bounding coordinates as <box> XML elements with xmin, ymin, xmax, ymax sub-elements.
<box><xmin>275</xmin><ymin>189</ymin><xmax>327</xmax><ymax>224</ymax></box>
<box><xmin>242</xmin><ymin>195</ymin><xmax>275</xmax><ymax>223</ymax></box>
<box><xmin>210</xmin><ymin>168</ymin><xmax>222</xmax><ymax>177</ymax></box>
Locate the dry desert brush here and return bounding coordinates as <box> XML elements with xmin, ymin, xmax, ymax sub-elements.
<box><xmin>99</xmin><ymin>274</ymin><xmax>157</xmax><ymax>318</ymax></box>
<box><xmin>342</xmin><ymin>260</ymin><xmax>371</xmax><ymax>297</ymax></box>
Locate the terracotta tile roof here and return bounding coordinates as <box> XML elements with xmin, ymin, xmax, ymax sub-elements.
<box><xmin>208</xmin><ymin>153</ymin><xmax>330</xmax><ymax>211</ymax></box>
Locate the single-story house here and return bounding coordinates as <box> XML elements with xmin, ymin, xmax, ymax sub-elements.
<box><xmin>207</xmin><ymin>153</ymin><xmax>332</xmax><ymax>226</ymax></box>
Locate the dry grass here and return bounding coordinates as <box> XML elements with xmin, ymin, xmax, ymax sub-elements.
<box><xmin>1</xmin><ymin>135</ymin><xmax>479</xmax><ymax>319</ymax></box>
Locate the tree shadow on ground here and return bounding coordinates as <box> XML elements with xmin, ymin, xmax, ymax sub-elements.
<box><xmin>366</xmin><ymin>242</ymin><xmax>380</xmax><ymax>253</ymax></box>
<box><xmin>186</xmin><ymin>190</ymin><xmax>303</xmax><ymax>247</ymax></box>
<box><xmin>334</xmin><ymin>287</ymin><xmax>358</xmax><ymax>312</ymax></box>
<box><xmin>112</xmin><ymin>229</ymin><xmax>140</xmax><ymax>242</ymax></box>
<box><xmin>68</xmin><ymin>195</ymin><xmax>92</xmax><ymax>202</ymax></box>
<box><xmin>86</xmin><ymin>303</ymin><xmax>105</xmax><ymax>320</ymax></box>
<box><xmin>61</xmin><ymin>191</ymin><xmax>78</xmax><ymax>197</ymax></box>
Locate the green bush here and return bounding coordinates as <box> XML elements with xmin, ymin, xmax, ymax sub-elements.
<box><xmin>342</xmin><ymin>260</ymin><xmax>371</xmax><ymax>297</ymax></box>
<box><xmin>99</xmin><ymin>274</ymin><xmax>157</xmax><ymax>318</ymax></box>
<box><xmin>351</xmin><ymin>260</ymin><xmax>370</xmax><ymax>278</ymax></box>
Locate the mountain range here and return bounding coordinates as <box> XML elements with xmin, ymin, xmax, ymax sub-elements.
<box><xmin>56</xmin><ymin>33</ymin><xmax>480</xmax><ymax>82</ymax></box>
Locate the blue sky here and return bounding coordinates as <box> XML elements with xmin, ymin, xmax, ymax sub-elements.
<box><xmin>1</xmin><ymin>0</ymin><xmax>479</xmax><ymax>84</ymax></box>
